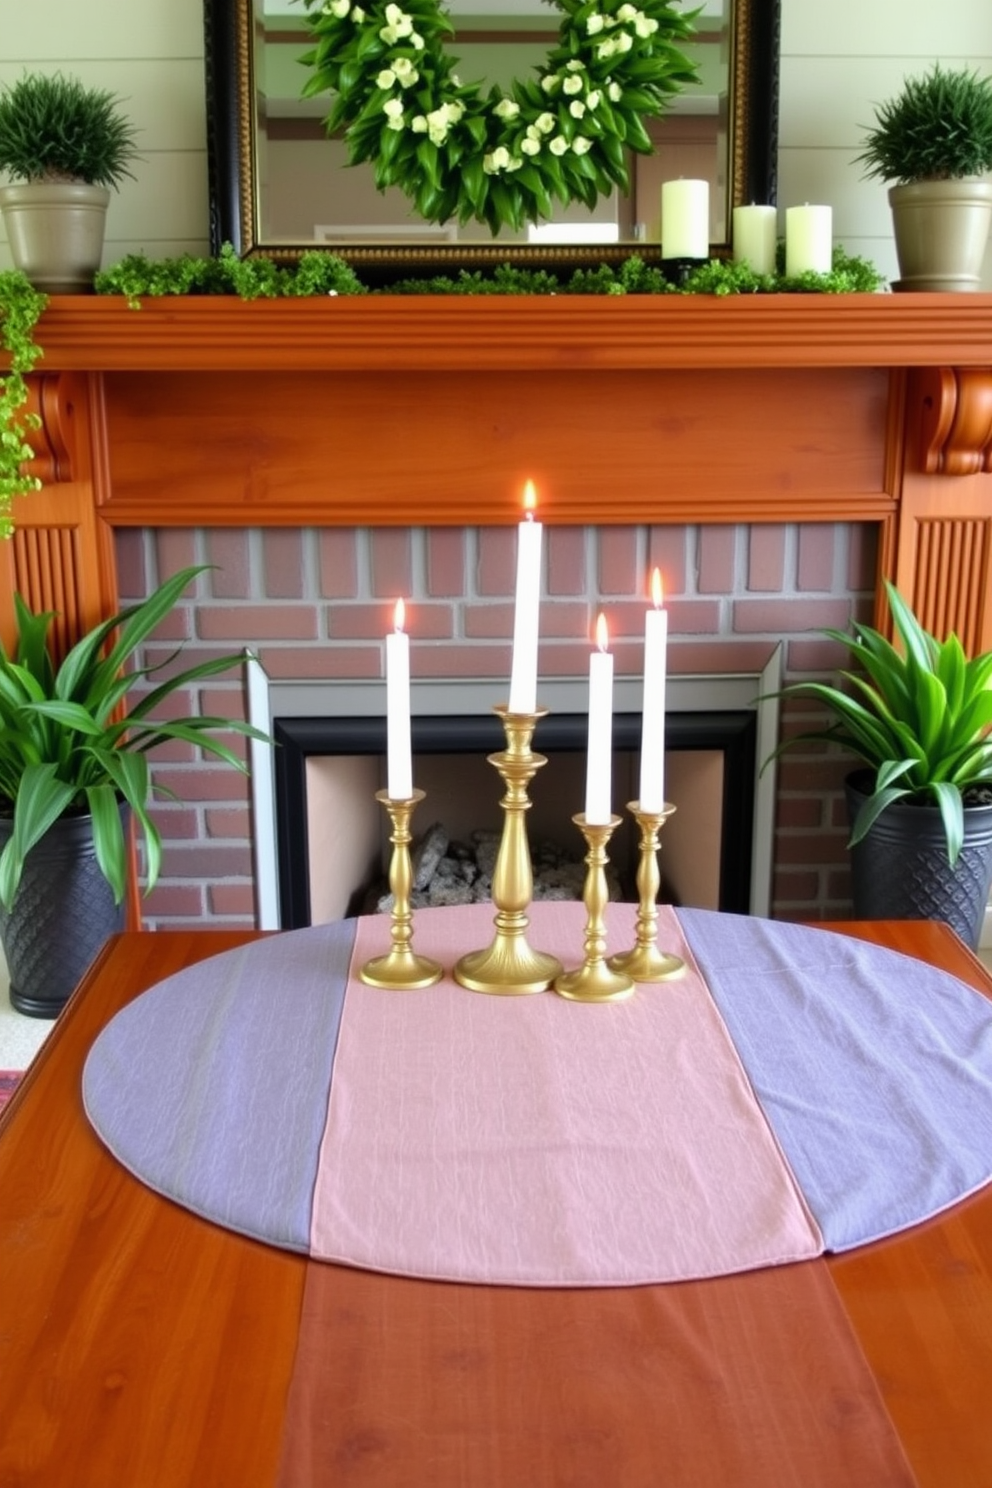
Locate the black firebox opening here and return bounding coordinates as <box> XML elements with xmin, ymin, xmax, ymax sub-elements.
<box><xmin>274</xmin><ymin>711</ymin><xmax>755</xmax><ymax>929</ymax></box>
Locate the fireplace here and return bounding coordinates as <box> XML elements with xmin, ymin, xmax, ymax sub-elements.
<box><xmin>7</xmin><ymin>295</ymin><xmax>992</xmax><ymax>936</ymax></box>
<box><xmin>248</xmin><ymin>665</ymin><xmax>781</xmax><ymax>931</ymax></box>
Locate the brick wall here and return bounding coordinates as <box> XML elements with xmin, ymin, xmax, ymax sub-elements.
<box><xmin>115</xmin><ymin>521</ymin><xmax>879</xmax><ymax>930</ymax></box>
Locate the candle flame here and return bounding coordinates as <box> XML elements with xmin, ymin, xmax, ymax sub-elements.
<box><xmin>595</xmin><ymin>612</ymin><xmax>609</xmax><ymax>653</ymax></box>
<box><xmin>522</xmin><ymin>480</ymin><xmax>537</xmax><ymax>519</ymax></box>
<box><xmin>651</xmin><ymin>567</ymin><xmax>664</xmax><ymax>609</ymax></box>
<box><xmin>394</xmin><ymin>597</ymin><xmax>406</xmax><ymax>633</ymax></box>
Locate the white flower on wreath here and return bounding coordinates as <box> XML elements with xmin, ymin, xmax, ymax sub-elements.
<box><xmin>520</xmin><ymin>135</ymin><xmax>541</xmax><ymax>156</ymax></box>
<box><xmin>326</xmin><ymin>0</ymin><xmax>350</xmax><ymax>15</ymax></box>
<box><xmin>586</xmin><ymin>13</ymin><xmax>605</xmax><ymax>33</ymax></box>
<box><xmin>597</xmin><ymin>37</ymin><xmax>618</xmax><ymax>59</ymax></box>
<box><xmin>616</xmin><ymin>30</ymin><xmax>634</xmax><ymax>51</ymax></box>
<box><xmin>572</xmin><ymin>136</ymin><xmax>592</xmax><ymax>155</ymax></box>
<box><xmin>535</xmin><ymin>112</ymin><xmax>556</xmax><ymax>135</ymax></box>
<box><xmin>586</xmin><ymin>90</ymin><xmax>601</xmax><ymax>110</ymax></box>
<box><xmin>377</xmin><ymin>68</ymin><xmax>397</xmax><ymax>89</ymax></box>
<box><xmin>634</xmin><ymin>15</ymin><xmax>658</xmax><ymax>37</ymax></box>
<box><xmin>494</xmin><ymin>98</ymin><xmax>521</xmax><ymax>121</ymax></box>
<box><xmin>383</xmin><ymin>97</ymin><xmax>406</xmax><ymax>129</ymax></box>
<box><xmin>563</xmin><ymin>75</ymin><xmax>583</xmax><ymax>96</ymax></box>
<box><xmin>566</xmin><ymin>60</ymin><xmax>584</xmax><ymax>73</ymax></box>
<box><xmin>379</xmin><ymin>3</ymin><xmax>414</xmax><ymax>43</ymax></box>
<box><xmin>549</xmin><ymin>134</ymin><xmax>568</xmax><ymax>156</ymax></box>
<box><xmin>541</xmin><ymin>74</ymin><xmax>560</xmax><ymax>94</ymax></box>
<box><xmin>392</xmin><ymin>57</ymin><xmax>419</xmax><ymax>86</ymax></box>
<box><xmin>425</xmin><ymin>102</ymin><xmax>461</xmax><ymax>144</ymax></box>
<box><xmin>607</xmin><ymin>80</ymin><xmax>622</xmax><ymax>102</ymax></box>
<box><xmin>569</xmin><ymin>100</ymin><xmax>586</xmax><ymax>118</ymax></box>
<box><xmin>483</xmin><ymin>146</ymin><xmax>511</xmax><ymax>174</ymax></box>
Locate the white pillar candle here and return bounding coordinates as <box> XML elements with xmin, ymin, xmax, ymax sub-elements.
<box><xmin>386</xmin><ymin>598</ymin><xmax>412</xmax><ymax>800</ymax></box>
<box><xmin>732</xmin><ymin>204</ymin><xmax>777</xmax><ymax>275</ymax></box>
<box><xmin>661</xmin><ymin>179</ymin><xmax>709</xmax><ymax>260</ymax></box>
<box><xmin>508</xmin><ymin>480</ymin><xmax>542</xmax><ymax>715</ymax></box>
<box><xmin>638</xmin><ymin>569</ymin><xmax>668</xmax><ymax>813</ymax></box>
<box><xmin>585</xmin><ymin>613</ymin><xmax>614</xmax><ymax>825</ymax></box>
<box><xmin>785</xmin><ymin>204</ymin><xmax>832</xmax><ymax>276</ymax></box>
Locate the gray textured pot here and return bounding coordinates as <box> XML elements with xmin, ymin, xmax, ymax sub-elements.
<box><xmin>888</xmin><ymin>177</ymin><xmax>992</xmax><ymax>292</ymax></box>
<box><xmin>845</xmin><ymin>771</ymin><xmax>992</xmax><ymax>950</ymax></box>
<box><xmin>0</xmin><ymin>807</ymin><xmax>127</xmax><ymax>1018</ymax></box>
<box><xmin>0</xmin><ymin>181</ymin><xmax>110</xmax><ymax>293</ymax></box>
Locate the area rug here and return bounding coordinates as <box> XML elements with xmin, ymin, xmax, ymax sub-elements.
<box><xmin>0</xmin><ymin>1072</ymin><xmax>23</xmax><ymax>1113</ymax></box>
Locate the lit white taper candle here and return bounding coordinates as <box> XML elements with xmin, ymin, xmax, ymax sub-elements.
<box><xmin>638</xmin><ymin>568</ymin><xmax>668</xmax><ymax>813</ymax></box>
<box><xmin>585</xmin><ymin>613</ymin><xmax>614</xmax><ymax>825</ymax></box>
<box><xmin>386</xmin><ymin>597</ymin><xmax>412</xmax><ymax>800</ymax></box>
<box><xmin>508</xmin><ymin>480</ymin><xmax>542</xmax><ymax>714</ymax></box>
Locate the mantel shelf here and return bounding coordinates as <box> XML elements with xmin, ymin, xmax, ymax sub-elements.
<box><xmin>25</xmin><ymin>292</ymin><xmax>992</xmax><ymax>374</ymax></box>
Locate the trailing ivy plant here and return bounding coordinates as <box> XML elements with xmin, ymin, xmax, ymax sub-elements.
<box><xmin>0</xmin><ymin>269</ymin><xmax>47</xmax><ymax>540</ymax></box>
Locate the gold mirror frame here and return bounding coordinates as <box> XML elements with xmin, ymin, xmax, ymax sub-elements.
<box><xmin>203</xmin><ymin>0</ymin><xmax>779</xmax><ymax>283</ymax></box>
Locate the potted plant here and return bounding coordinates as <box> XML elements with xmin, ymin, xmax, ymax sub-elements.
<box><xmin>855</xmin><ymin>63</ymin><xmax>992</xmax><ymax>291</ymax></box>
<box><xmin>767</xmin><ymin>581</ymin><xmax>992</xmax><ymax>949</ymax></box>
<box><xmin>0</xmin><ymin>268</ymin><xmax>45</xmax><ymax>538</ymax></box>
<box><xmin>0</xmin><ymin>71</ymin><xmax>139</xmax><ymax>293</ymax></box>
<box><xmin>0</xmin><ymin>565</ymin><xmax>269</xmax><ymax>1016</ymax></box>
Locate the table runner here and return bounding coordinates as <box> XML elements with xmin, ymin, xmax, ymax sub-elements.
<box><xmin>82</xmin><ymin>903</ymin><xmax>992</xmax><ymax>1288</ymax></box>
<box><xmin>310</xmin><ymin>902</ymin><xmax>820</xmax><ymax>1284</ymax></box>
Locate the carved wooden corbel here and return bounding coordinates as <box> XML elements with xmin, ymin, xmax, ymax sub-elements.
<box><xmin>23</xmin><ymin>371</ymin><xmax>78</xmax><ymax>485</ymax></box>
<box><xmin>916</xmin><ymin>365</ymin><xmax>992</xmax><ymax>476</ymax></box>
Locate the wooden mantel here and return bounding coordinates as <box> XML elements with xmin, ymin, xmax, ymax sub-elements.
<box><xmin>4</xmin><ymin>292</ymin><xmax>992</xmax><ymax>654</ymax></box>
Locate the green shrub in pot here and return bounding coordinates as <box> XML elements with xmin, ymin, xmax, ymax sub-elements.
<box><xmin>855</xmin><ymin>64</ymin><xmax>992</xmax><ymax>291</ymax></box>
<box><xmin>0</xmin><ymin>71</ymin><xmax>140</xmax><ymax>293</ymax></box>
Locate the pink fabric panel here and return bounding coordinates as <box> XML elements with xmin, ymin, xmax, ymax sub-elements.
<box><xmin>309</xmin><ymin>902</ymin><xmax>822</xmax><ymax>1286</ymax></box>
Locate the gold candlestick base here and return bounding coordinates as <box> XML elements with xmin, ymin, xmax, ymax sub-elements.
<box><xmin>608</xmin><ymin>801</ymin><xmax>686</xmax><ymax>983</ymax></box>
<box><xmin>554</xmin><ymin>814</ymin><xmax>634</xmax><ymax>1003</ymax></box>
<box><xmin>360</xmin><ymin>789</ymin><xmax>443</xmax><ymax>990</ymax></box>
<box><xmin>454</xmin><ymin>706</ymin><xmax>563</xmax><ymax>995</ymax></box>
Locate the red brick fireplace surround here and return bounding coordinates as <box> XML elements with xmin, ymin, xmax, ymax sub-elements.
<box><xmin>3</xmin><ymin>294</ymin><xmax>992</xmax><ymax>931</ymax></box>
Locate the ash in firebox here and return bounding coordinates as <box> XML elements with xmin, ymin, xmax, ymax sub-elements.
<box><xmin>365</xmin><ymin>821</ymin><xmax>623</xmax><ymax>913</ymax></box>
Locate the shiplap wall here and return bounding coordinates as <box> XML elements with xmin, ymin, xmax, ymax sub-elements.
<box><xmin>780</xmin><ymin>1</ymin><xmax>992</xmax><ymax>287</ymax></box>
<box><xmin>1</xmin><ymin>0</ymin><xmax>991</xmax><ymax>281</ymax></box>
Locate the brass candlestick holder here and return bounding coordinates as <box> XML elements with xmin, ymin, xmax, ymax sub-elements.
<box><xmin>360</xmin><ymin>789</ymin><xmax>443</xmax><ymax>989</ymax></box>
<box><xmin>454</xmin><ymin>706</ymin><xmax>562</xmax><ymax>995</ymax></box>
<box><xmin>608</xmin><ymin>801</ymin><xmax>686</xmax><ymax>983</ymax></box>
<box><xmin>554</xmin><ymin>814</ymin><xmax>634</xmax><ymax>1003</ymax></box>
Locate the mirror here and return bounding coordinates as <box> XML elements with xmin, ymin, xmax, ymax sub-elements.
<box><xmin>204</xmin><ymin>0</ymin><xmax>779</xmax><ymax>281</ymax></box>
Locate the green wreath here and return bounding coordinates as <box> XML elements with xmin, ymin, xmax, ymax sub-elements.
<box><xmin>299</xmin><ymin>0</ymin><xmax>699</xmax><ymax>235</ymax></box>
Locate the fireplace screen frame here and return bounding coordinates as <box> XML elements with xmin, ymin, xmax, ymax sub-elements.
<box><xmin>248</xmin><ymin>659</ymin><xmax>782</xmax><ymax>931</ymax></box>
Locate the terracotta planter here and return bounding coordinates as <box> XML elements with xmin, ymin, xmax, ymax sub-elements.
<box><xmin>845</xmin><ymin>771</ymin><xmax>992</xmax><ymax>950</ymax></box>
<box><xmin>888</xmin><ymin>177</ymin><xmax>992</xmax><ymax>292</ymax></box>
<box><xmin>0</xmin><ymin>806</ymin><xmax>127</xmax><ymax>1017</ymax></box>
<box><xmin>0</xmin><ymin>181</ymin><xmax>110</xmax><ymax>294</ymax></box>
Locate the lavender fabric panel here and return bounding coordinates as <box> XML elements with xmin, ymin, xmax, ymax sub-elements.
<box><xmin>678</xmin><ymin>908</ymin><xmax>992</xmax><ymax>1251</ymax></box>
<box><xmin>83</xmin><ymin>921</ymin><xmax>356</xmax><ymax>1251</ymax></box>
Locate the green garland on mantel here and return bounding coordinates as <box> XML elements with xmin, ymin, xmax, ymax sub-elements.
<box><xmin>92</xmin><ymin>242</ymin><xmax>885</xmax><ymax>304</ymax></box>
